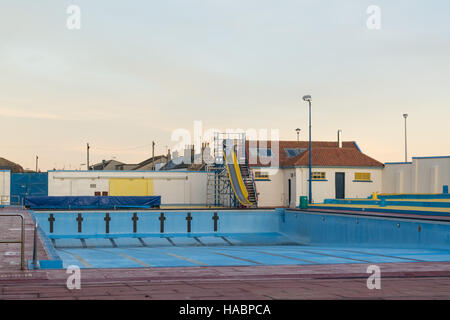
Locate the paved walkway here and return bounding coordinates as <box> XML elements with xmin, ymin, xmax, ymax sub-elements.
<box><xmin>1</xmin><ymin>262</ymin><xmax>450</xmax><ymax>299</ymax></box>
<box><xmin>0</xmin><ymin>207</ymin><xmax>49</xmax><ymax>271</ymax></box>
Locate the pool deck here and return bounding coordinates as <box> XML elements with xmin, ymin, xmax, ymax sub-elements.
<box><xmin>1</xmin><ymin>207</ymin><xmax>450</xmax><ymax>300</ymax></box>
<box><xmin>1</xmin><ymin>262</ymin><xmax>450</xmax><ymax>300</ymax></box>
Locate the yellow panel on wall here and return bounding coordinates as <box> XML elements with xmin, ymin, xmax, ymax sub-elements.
<box><xmin>147</xmin><ymin>179</ymin><xmax>154</xmax><ymax>196</ymax></box>
<box><xmin>109</xmin><ymin>178</ymin><xmax>154</xmax><ymax>196</ymax></box>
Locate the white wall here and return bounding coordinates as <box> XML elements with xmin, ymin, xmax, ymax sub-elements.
<box><xmin>283</xmin><ymin>169</ymin><xmax>297</xmax><ymax>208</ymax></box>
<box><xmin>48</xmin><ymin>171</ymin><xmax>208</xmax><ymax>205</ymax></box>
<box><xmin>415</xmin><ymin>157</ymin><xmax>450</xmax><ymax>193</ymax></box>
<box><xmin>252</xmin><ymin>168</ymin><xmax>285</xmax><ymax>207</ymax></box>
<box><xmin>383</xmin><ymin>157</ymin><xmax>450</xmax><ymax>194</ymax></box>
<box><xmin>253</xmin><ymin>166</ymin><xmax>383</xmax><ymax>206</ymax></box>
<box><xmin>382</xmin><ymin>163</ymin><xmax>414</xmax><ymax>193</ymax></box>
<box><xmin>0</xmin><ymin>170</ymin><xmax>10</xmax><ymax>205</ymax></box>
<box><xmin>295</xmin><ymin>167</ymin><xmax>383</xmax><ymax>204</ymax></box>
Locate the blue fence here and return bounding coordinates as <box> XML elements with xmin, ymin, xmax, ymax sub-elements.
<box><xmin>10</xmin><ymin>173</ymin><xmax>48</xmax><ymax>205</ymax></box>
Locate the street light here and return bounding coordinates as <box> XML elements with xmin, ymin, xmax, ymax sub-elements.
<box><xmin>403</xmin><ymin>113</ymin><xmax>408</xmax><ymax>162</ymax></box>
<box><xmin>302</xmin><ymin>95</ymin><xmax>312</xmax><ymax>204</ymax></box>
<box><xmin>295</xmin><ymin>128</ymin><xmax>301</xmax><ymax>142</ymax></box>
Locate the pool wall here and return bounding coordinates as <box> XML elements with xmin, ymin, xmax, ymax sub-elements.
<box><xmin>32</xmin><ymin>209</ymin><xmax>450</xmax><ymax>250</ymax></box>
<box><xmin>32</xmin><ymin>210</ymin><xmax>281</xmax><ymax>238</ymax></box>
<box><xmin>281</xmin><ymin>209</ymin><xmax>450</xmax><ymax>249</ymax></box>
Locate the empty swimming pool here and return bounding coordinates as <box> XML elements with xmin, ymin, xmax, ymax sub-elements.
<box><xmin>31</xmin><ymin>209</ymin><xmax>450</xmax><ymax>269</ymax></box>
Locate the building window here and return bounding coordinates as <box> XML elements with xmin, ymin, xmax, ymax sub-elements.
<box><xmin>311</xmin><ymin>172</ymin><xmax>326</xmax><ymax>180</ymax></box>
<box><xmin>354</xmin><ymin>172</ymin><xmax>371</xmax><ymax>181</ymax></box>
<box><xmin>90</xmin><ymin>184</ymin><xmax>96</xmax><ymax>188</ymax></box>
<box><xmin>254</xmin><ymin>171</ymin><xmax>269</xmax><ymax>180</ymax></box>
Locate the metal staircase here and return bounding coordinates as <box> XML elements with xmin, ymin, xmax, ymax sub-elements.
<box><xmin>206</xmin><ymin>132</ymin><xmax>258</xmax><ymax>208</ymax></box>
<box><xmin>206</xmin><ymin>164</ymin><xmax>236</xmax><ymax>207</ymax></box>
<box><xmin>239</xmin><ymin>164</ymin><xmax>258</xmax><ymax>207</ymax></box>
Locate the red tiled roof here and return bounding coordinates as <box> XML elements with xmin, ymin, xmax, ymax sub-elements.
<box><xmin>289</xmin><ymin>148</ymin><xmax>384</xmax><ymax>167</ymax></box>
<box><xmin>245</xmin><ymin>141</ymin><xmax>383</xmax><ymax>168</ymax></box>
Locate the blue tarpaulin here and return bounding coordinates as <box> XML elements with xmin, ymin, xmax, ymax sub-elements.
<box><xmin>24</xmin><ymin>196</ymin><xmax>161</xmax><ymax>210</ymax></box>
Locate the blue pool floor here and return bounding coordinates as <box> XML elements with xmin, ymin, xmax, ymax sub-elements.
<box><xmin>51</xmin><ymin>233</ymin><xmax>450</xmax><ymax>269</ymax></box>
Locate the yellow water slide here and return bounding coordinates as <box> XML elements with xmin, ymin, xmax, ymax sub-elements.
<box><xmin>223</xmin><ymin>146</ymin><xmax>253</xmax><ymax>207</ymax></box>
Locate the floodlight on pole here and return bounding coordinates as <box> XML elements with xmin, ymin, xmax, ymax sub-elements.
<box><xmin>302</xmin><ymin>95</ymin><xmax>312</xmax><ymax>204</ymax></box>
<box><xmin>403</xmin><ymin>113</ymin><xmax>408</xmax><ymax>162</ymax></box>
<box><xmin>295</xmin><ymin>128</ymin><xmax>301</xmax><ymax>142</ymax></box>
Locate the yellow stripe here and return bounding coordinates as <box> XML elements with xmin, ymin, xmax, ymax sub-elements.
<box><xmin>59</xmin><ymin>249</ymin><xmax>92</xmax><ymax>268</ymax></box>
<box><xmin>167</xmin><ymin>253</ymin><xmax>208</xmax><ymax>266</ymax></box>
<box><xmin>310</xmin><ymin>203</ymin><xmax>450</xmax><ymax>212</ymax></box>
<box><xmin>118</xmin><ymin>253</ymin><xmax>151</xmax><ymax>267</ymax></box>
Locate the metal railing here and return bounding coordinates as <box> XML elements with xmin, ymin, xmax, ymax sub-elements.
<box><xmin>0</xmin><ymin>214</ymin><xmax>25</xmax><ymax>270</ymax></box>
<box><xmin>32</xmin><ymin>222</ymin><xmax>38</xmax><ymax>269</ymax></box>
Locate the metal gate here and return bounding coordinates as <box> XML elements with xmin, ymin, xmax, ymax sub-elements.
<box><xmin>10</xmin><ymin>173</ymin><xmax>48</xmax><ymax>205</ymax></box>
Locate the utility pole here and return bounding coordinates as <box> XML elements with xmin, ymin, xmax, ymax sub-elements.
<box><xmin>152</xmin><ymin>141</ymin><xmax>155</xmax><ymax>170</ymax></box>
<box><xmin>87</xmin><ymin>143</ymin><xmax>90</xmax><ymax>170</ymax></box>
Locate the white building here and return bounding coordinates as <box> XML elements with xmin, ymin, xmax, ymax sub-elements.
<box><xmin>0</xmin><ymin>170</ymin><xmax>11</xmax><ymax>205</ymax></box>
<box><xmin>247</xmin><ymin>140</ymin><xmax>384</xmax><ymax>207</ymax></box>
<box><xmin>383</xmin><ymin>156</ymin><xmax>450</xmax><ymax>194</ymax></box>
<box><xmin>48</xmin><ymin>170</ymin><xmax>208</xmax><ymax>206</ymax></box>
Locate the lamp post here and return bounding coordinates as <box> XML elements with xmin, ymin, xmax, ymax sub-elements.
<box><xmin>302</xmin><ymin>95</ymin><xmax>312</xmax><ymax>204</ymax></box>
<box><xmin>87</xmin><ymin>143</ymin><xmax>90</xmax><ymax>170</ymax></box>
<box><xmin>295</xmin><ymin>128</ymin><xmax>301</xmax><ymax>142</ymax></box>
<box><xmin>403</xmin><ymin>114</ymin><xmax>408</xmax><ymax>162</ymax></box>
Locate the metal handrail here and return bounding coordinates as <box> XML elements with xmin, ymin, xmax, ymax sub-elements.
<box><xmin>32</xmin><ymin>222</ymin><xmax>38</xmax><ymax>269</ymax></box>
<box><xmin>0</xmin><ymin>214</ymin><xmax>25</xmax><ymax>270</ymax></box>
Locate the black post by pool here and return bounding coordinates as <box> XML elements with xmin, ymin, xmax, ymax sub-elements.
<box><xmin>104</xmin><ymin>213</ymin><xmax>111</xmax><ymax>233</ymax></box>
<box><xmin>159</xmin><ymin>213</ymin><xmax>166</xmax><ymax>233</ymax></box>
<box><xmin>48</xmin><ymin>214</ymin><xmax>55</xmax><ymax>233</ymax></box>
<box><xmin>132</xmin><ymin>213</ymin><xmax>139</xmax><ymax>233</ymax></box>
<box><xmin>76</xmin><ymin>213</ymin><xmax>83</xmax><ymax>233</ymax></box>
<box><xmin>186</xmin><ymin>212</ymin><xmax>192</xmax><ymax>233</ymax></box>
<box><xmin>212</xmin><ymin>212</ymin><xmax>219</xmax><ymax>232</ymax></box>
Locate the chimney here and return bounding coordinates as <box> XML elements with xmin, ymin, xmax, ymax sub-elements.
<box><xmin>183</xmin><ymin>145</ymin><xmax>195</xmax><ymax>164</ymax></box>
<box><xmin>203</xmin><ymin>143</ymin><xmax>212</xmax><ymax>164</ymax></box>
<box><xmin>167</xmin><ymin>149</ymin><xmax>171</xmax><ymax>162</ymax></box>
<box><xmin>337</xmin><ymin>130</ymin><xmax>342</xmax><ymax>148</ymax></box>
